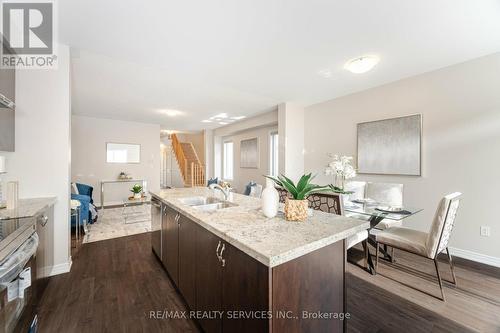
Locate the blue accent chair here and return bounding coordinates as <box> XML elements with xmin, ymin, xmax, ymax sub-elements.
<box><xmin>244</xmin><ymin>181</ymin><xmax>257</xmax><ymax>196</ymax></box>
<box><xmin>71</xmin><ymin>183</ymin><xmax>95</xmax><ymax>228</ymax></box>
<box><xmin>76</xmin><ymin>183</ymin><xmax>94</xmax><ymax>204</ymax></box>
<box><xmin>207</xmin><ymin>177</ymin><xmax>218</xmax><ymax>187</ymax></box>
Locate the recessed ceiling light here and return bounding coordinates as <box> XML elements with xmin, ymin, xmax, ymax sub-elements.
<box><xmin>159</xmin><ymin>109</ymin><xmax>184</xmax><ymax>117</ymax></box>
<box><xmin>219</xmin><ymin>122</ymin><xmax>228</xmax><ymax>125</ymax></box>
<box><xmin>344</xmin><ymin>55</ymin><xmax>379</xmax><ymax>74</ymax></box>
<box><xmin>214</xmin><ymin>113</ymin><xmax>228</xmax><ymax>119</ymax></box>
<box><xmin>230</xmin><ymin>116</ymin><xmax>246</xmax><ymax>120</ymax></box>
<box><xmin>201</xmin><ymin>120</ymin><xmax>212</xmax><ymax>123</ymax></box>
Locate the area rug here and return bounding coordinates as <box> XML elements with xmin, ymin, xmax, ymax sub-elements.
<box><xmin>83</xmin><ymin>204</ymin><xmax>151</xmax><ymax>243</ymax></box>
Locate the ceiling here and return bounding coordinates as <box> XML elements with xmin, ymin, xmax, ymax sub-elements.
<box><xmin>60</xmin><ymin>0</ymin><xmax>500</xmax><ymax>131</ymax></box>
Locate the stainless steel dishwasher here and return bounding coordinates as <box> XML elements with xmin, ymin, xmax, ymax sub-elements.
<box><xmin>151</xmin><ymin>197</ymin><xmax>162</xmax><ymax>260</ymax></box>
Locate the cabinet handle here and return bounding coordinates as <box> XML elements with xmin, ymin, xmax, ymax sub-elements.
<box><xmin>219</xmin><ymin>243</ymin><xmax>226</xmax><ymax>267</ymax></box>
<box><xmin>39</xmin><ymin>215</ymin><xmax>48</xmax><ymax>227</ymax></box>
<box><xmin>216</xmin><ymin>241</ymin><xmax>221</xmax><ymax>260</ymax></box>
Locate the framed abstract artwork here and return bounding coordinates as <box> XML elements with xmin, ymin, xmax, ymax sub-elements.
<box><xmin>240</xmin><ymin>137</ymin><xmax>259</xmax><ymax>168</ymax></box>
<box><xmin>357</xmin><ymin>114</ymin><xmax>422</xmax><ymax>176</ymax></box>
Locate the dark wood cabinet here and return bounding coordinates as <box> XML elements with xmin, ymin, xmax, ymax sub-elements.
<box><xmin>162</xmin><ymin>206</ymin><xmax>179</xmax><ymax>286</ymax></box>
<box><xmin>195</xmin><ymin>224</ymin><xmax>223</xmax><ymax>333</ymax></box>
<box><xmin>157</xmin><ymin>203</ymin><xmax>345</xmax><ymax>333</ymax></box>
<box><xmin>222</xmin><ymin>241</ymin><xmax>269</xmax><ymax>333</ymax></box>
<box><xmin>194</xmin><ymin>224</ymin><xmax>269</xmax><ymax>333</ymax></box>
<box><xmin>178</xmin><ymin>215</ymin><xmax>197</xmax><ymax>310</ymax></box>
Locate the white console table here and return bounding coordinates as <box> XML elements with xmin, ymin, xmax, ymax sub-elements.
<box><xmin>100</xmin><ymin>179</ymin><xmax>146</xmax><ymax>210</ymax></box>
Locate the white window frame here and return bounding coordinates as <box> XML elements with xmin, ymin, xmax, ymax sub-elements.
<box><xmin>269</xmin><ymin>131</ymin><xmax>279</xmax><ymax>177</ymax></box>
<box><xmin>223</xmin><ymin>141</ymin><xmax>234</xmax><ymax>180</ymax></box>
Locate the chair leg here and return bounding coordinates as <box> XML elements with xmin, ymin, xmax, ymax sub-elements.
<box><xmin>364</xmin><ymin>241</ymin><xmax>369</xmax><ymax>268</ymax></box>
<box><xmin>391</xmin><ymin>247</ymin><xmax>395</xmax><ymax>263</ymax></box>
<box><xmin>434</xmin><ymin>259</ymin><xmax>446</xmax><ymax>301</ymax></box>
<box><xmin>375</xmin><ymin>242</ymin><xmax>379</xmax><ymax>274</ymax></box>
<box><xmin>446</xmin><ymin>247</ymin><xmax>458</xmax><ymax>286</ymax></box>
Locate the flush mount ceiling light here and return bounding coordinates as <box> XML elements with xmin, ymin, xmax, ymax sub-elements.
<box><xmin>344</xmin><ymin>55</ymin><xmax>379</xmax><ymax>74</ymax></box>
<box><xmin>213</xmin><ymin>113</ymin><xmax>228</xmax><ymax>119</ymax></box>
<box><xmin>230</xmin><ymin>116</ymin><xmax>246</xmax><ymax>120</ymax></box>
<box><xmin>201</xmin><ymin>120</ymin><xmax>212</xmax><ymax>123</ymax></box>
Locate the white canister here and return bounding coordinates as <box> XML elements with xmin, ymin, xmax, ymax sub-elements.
<box><xmin>6</xmin><ymin>181</ymin><xmax>19</xmax><ymax>210</ymax></box>
<box><xmin>261</xmin><ymin>178</ymin><xmax>279</xmax><ymax>218</ymax></box>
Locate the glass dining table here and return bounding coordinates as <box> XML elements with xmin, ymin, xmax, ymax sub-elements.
<box><xmin>344</xmin><ymin>200</ymin><xmax>423</xmax><ymax>274</ymax></box>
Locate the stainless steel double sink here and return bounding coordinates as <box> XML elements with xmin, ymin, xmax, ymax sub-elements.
<box><xmin>178</xmin><ymin>196</ymin><xmax>238</xmax><ymax>212</ymax></box>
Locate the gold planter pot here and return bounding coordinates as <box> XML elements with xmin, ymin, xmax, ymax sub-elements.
<box><xmin>284</xmin><ymin>198</ymin><xmax>309</xmax><ymax>221</ymax></box>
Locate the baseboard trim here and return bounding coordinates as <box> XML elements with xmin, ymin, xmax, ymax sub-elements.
<box><xmin>40</xmin><ymin>260</ymin><xmax>73</xmax><ymax>278</ymax></box>
<box><xmin>449</xmin><ymin>247</ymin><xmax>500</xmax><ymax>268</ymax></box>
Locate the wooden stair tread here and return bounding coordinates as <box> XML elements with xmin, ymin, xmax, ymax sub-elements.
<box><xmin>171</xmin><ymin>134</ymin><xmax>205</xmax><ymax>187</ymax></box>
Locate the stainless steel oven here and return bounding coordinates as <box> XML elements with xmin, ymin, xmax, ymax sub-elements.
<box><xmin>151</xmin><ymin>198</ymin><xmax>162</xmax><ymax>260</ymax></box>
<box><xmin>0</xmin><ymin>217</ymin><xmax>38</xmax><ymax>333</ymax></box>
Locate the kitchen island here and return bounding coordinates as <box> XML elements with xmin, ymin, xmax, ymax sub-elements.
<box><xmin>150</xmin><ymin>187</ymin><xmax>368</xmax><ymax>333</ymax></box>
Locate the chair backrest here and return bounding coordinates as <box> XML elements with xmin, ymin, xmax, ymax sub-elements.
<box><xmin>366</xmin><ymin>182</ymin><xmax>403</xmax><ymax>207</ymax></box>
<box><xmin>307</xmin><ymin>192</ymin><xmax>344</xmax><ymax>215</ymax></box>
<box><xmin>344</xmin><ymin>181</ymin><xmax>366</xmax><ymax>201</ymax></box>
<box><xmin>275</xmin><ymin>187</ymin><xmax>343</xmax><ymax>215</ymax></box>
<box><xmin>425</xmin><ymin>192</ymin><xmax>462</xmax><ymax>259</ymax></box>
<box><xmin>249</xmin><ymin>184</ymin><xmax>263</xmax><ymax>198</ymax></box>
<box><xmin>207</xmin><ymin>177</ymin><xmax>219</xmax><ymax>187</ymax></box>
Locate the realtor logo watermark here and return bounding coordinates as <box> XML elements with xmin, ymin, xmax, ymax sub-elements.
<box><xmin>1</xmin><ymin>0</ymin><xmax>57</xmax><ymax>68</ymax></box>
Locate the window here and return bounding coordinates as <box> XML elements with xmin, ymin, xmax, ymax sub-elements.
<box><xmin>269</xmin><ymin>132</ymin><xmax>279</xmax><ymax>177</ymax></box>
<box><xmin>223</xmin><ymin>141</ymin><xmax>234</xmax><ymax>180</ymax></box>
<box><xmin>106</xmin><ymin>143</ymin><xmax>141</xmax><ymax>163</ymax></box>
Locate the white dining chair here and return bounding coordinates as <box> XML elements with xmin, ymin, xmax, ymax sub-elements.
<box><xmin>343</xmin><ymin>181</ymin><xmax>370</xmax><ymax>221</ymax></box>
<box><xmin>344</xmin><ymin>181</ymin><xmax>367</xmax><ymax>202</ymax></box>
<box><xmin>249</xmin><ymin>184</ymin><xmax>263</xmax><ymax>198</ymax></box>
<box><xmin>374</xmin><ymin>192</ymin><xmax>462</xmax><ymax>301</ymax></box>
<box><xmin>366</xmin><ymin>182</ymin><xmax>404</xmax><ymax>230</ymax></box>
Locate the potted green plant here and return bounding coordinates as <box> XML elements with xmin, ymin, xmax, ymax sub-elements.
<box><xmin>265</xmin><ymin>173</ymin><xmax>332</xmax><ymax>221</ymax></box>
<box><xmin>130</xmin><ymin>184</ymin><xmax>143</xmax><ymax>199</ymax></box>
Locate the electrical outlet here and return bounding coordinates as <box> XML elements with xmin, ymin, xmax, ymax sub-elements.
<box><xmin>480</xmin><ymin>226</ymin><xmax>491</xmax><ymax>237</ymax></box>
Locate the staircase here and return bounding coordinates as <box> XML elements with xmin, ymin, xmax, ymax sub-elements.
<box><xmin>171</xmin><ymin>133</ymin><xmax>206</xmax><ymax>187</ymax></box>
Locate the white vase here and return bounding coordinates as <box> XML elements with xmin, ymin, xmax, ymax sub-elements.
<box><xmin>134</xmin><ymin>192</ymin><xmax>142</xmax><ymax>199</ymax></box>
<box><xmin>261</xmin><ymin>178</ymin><xmax>279</xmax><ymax>218</ymax></box>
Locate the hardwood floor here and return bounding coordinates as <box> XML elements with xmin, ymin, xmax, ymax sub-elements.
<box><xmin>38</xmin><ymin>233</ymin><xmax>198</xmax><ymax>332</ymax></box>
<box><xmin>35</xmin><ymin>233</ymin><xmax>500</xmax><ymax>332</ymax></box>
<box><xmin>347</xmin><ymin>246</ymin><xmax>500</xmax><ymax>333</ymax></box>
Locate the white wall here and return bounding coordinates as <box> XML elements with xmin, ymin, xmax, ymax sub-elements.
<box><xmin>2</xmin><ymin>45</ymin><xmax>72</xmax><ymax>275</ymax></box>
<box><xmin>220</xmin><ymin>125</ymin><xmax>278</xmax><ymax>193</ymax></box>
<box><xmin>278</xmin><ymin>103</ymin><xmax>305</xmax><ymax>181</ymax></box>
<box><xmin>212</xmin><ymin>110</ymin><xmax>278</xmax><ymax>191</ymax></box>
<box><xmin>72</xmin><ymin>116</ymin><xmax>160</xmax><ymax>205</ymax></box>
<box><xmin>305</xmin><ymin>53</ymin><xmax>500</xmax><ymax>265</ymax></box>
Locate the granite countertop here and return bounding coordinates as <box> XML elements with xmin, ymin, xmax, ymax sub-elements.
<box><xmin>150</xmin><ymin>187</ymin><xmax>369</xmax><ymax>268</ymax></box>
<box><xmin>0</xmin><ymin>197</ymin><xmax>57</xmax><ymax>220</ymax></box>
